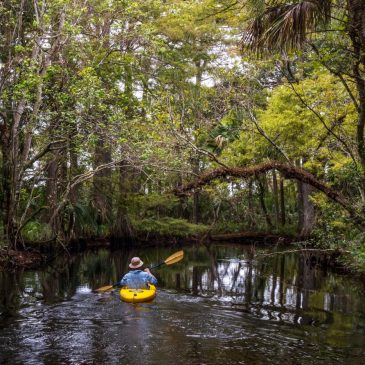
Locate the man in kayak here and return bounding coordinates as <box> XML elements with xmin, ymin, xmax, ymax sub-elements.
<box><xmin>119</xmin><ymin>257</ymin><xmax>157</xmax><ymax>289</ymax></box>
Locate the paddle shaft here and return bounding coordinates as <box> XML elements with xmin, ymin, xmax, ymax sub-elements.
<box><xmin>150</xmin><ymin>251</ymin><xmax>184</xmax><ymax>269</ymax></box>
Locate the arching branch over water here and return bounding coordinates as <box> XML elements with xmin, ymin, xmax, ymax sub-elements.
<box><xmin>175</xmin><ymin>161</ymin><xmax>364</xmax><ymax>228</ymax></box>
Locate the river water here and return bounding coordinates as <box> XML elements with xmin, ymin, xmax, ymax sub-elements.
<box><xmin>0</xmin><ymin>244</ymin><xmax>365</xmax><ymax>365</ymax></box>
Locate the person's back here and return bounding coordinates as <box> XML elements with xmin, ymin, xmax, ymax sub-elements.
<box><xmin>119</xmin><ymin>269</ymin><xmax>157</xmax><ymax>289</ymax></box>
<box><xmin>119</xmin><ymin>257</ymin><xmax>157</xmax><ymax>289</ymax></box>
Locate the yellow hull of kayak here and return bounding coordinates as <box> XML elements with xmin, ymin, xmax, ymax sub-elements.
<box><xmin>120</xmin><ymin>285</ymin><xmax>156</xmax><ymax>303</ymax></box>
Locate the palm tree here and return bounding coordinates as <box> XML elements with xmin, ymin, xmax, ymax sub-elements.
<box><xmin>243</xmin><ymin>0</ymin><xmax>332</xmax><ymax>52</ymax></box>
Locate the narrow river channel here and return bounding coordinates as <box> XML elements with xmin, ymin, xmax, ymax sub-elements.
<box><xmin>1</xmin><ymin>244</ymin><xmax>365</xmax><ymax>364</ymax></box>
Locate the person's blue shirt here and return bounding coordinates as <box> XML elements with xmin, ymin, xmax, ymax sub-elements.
<box><xmin>119</xmin><ymin>270</ymin><xmax>157</xmax><ymax>289</ymax></box>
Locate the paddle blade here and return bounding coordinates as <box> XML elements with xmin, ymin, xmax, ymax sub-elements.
<box><xmin>164</xmin><ymin>250</ymin><xmax>184</xmax><ymax>265</ymax></box>
<box><xmin>95</xmin><ymin>285</ymin><xmax>114</xmax><ymax>293</ymax></box>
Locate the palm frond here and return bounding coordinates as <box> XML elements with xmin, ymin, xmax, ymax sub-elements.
<box><xmin>242</xmin><ymin>0</ymin><xmax>332</xmax><ymax>52</ymax></box>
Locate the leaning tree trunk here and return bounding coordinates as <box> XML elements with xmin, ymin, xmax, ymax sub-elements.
<box><xmin>175</xmin><ymin>160</ymin><xmax>365</xmax><ymax>231</ymax></box>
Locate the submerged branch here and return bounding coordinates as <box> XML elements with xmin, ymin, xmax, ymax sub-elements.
<box><xmin>255</xmin><ymin>248</ymin><xmax>351</xmax><ymax>259</ymax></box>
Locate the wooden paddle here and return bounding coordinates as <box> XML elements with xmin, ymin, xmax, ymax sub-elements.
<box><xmin>151</xmin><ymin>250</ymin><xmax>184</xmax><ymax>269</ymax></box>
<box><xmin>95</xmin><ymin>250</ymin><xmax>184</xmax><ymax>293</ymax></box>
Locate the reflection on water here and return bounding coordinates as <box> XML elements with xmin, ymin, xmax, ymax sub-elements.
<box><xmin>1</xmin><ymin>244</ymin><xmax>365</xmax><ymax>364</ymax></box>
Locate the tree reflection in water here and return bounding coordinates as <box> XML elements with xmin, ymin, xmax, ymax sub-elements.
<box><xmin>0</xmin><ymin>243</ymin><xmax>365</xmax><ymax>364</ymax></box>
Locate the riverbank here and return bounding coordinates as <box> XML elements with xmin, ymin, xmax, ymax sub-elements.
<box><xmin>0</xmin><ymin>239</ymin><xmax>111</xmax><ymax>271</ymax></box>
<box><xmin>4</xmin><ymin>228</ymin><xmax>361</xmax><ymax>276</ymax></box>
<box><xmin>0</xmin><ymin>231</ymin><xmax>296</xmax><ymax>270</ymax></box>
<box><xmin>0</xmin><ymin>249</ymin><xmax>46</xmax><ymax>270</ymax></box>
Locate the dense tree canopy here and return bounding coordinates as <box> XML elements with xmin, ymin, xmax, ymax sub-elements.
<box><xmin>0</xmin><ymin>0</ymin><xmax>365</xmax><ymax>268</ymax></box>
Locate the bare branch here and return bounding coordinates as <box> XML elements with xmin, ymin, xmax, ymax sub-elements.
<box><xmin>48</xmin><ymin>160</ymin><xmax>125</xmax><ymax>226</ymax></box>
<box><xmin>23</xmin><ymin>139</ymin><xmax>66</xmax><ymax>170</ymax></box>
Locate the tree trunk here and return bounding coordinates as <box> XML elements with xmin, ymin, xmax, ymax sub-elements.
<box><xmin>258</xmin><ymin>176</ymin><xmax>273</xmax><ymax>229</ymax></box>
<box><xmin>190</xmin><ymin>59</ymin><xmax>206</xmax><ymax>225</ymax></box>
<box><xmin>44</xmin><ymin>158</ymin><xmax>59</xmax><ymax>223</ymax></box>
<box><xmin>113</xmin><ymin>164</ymin><xmax>133</xmax><ymax>239</ymax></box>
<box><xmin>176</xmin><ymin>174</ymin><xmax>187</xmax><ymax>219</ymax></box>
<box><xmin>192</xmin><ymin>157</ymin><xmax>200</xmax><ymax>224</ymax></box>
<box><xmin>247</xmin><ymin>178</ymin><xmax>256</xmax><ymax>229</ymax></box>
<box><xmin>272</xmin><ymin>170</ymin><xmax>280</xmax><ymax>228</ymax></box>
<box><xmin>297</xmin><ymin>181</ymin><xmax>317</xmax><ymax>236</ymax></box>
<box><xmin>92</xmin><ymin>136</ymin><xmax>112</xmax><ymax>226</ymax></box>
<box><xmin>279</xmin><ymin>175</ymin><xmax>286</xmax><ymax>226</ymax></box>
<box><xmin>67</xmin><ymin>126</ymin><xmax>80</xmax><ymax>239</ymax></box>
<box><xmin>0</xmin><ymin>8</ymin><xmax>65</xmax><ymax>247</ymax></box>
<box><xmin>0</xmin><ymin>131</ymin><xmax>8</xmax><ymax>210</ymax></box>
<box><xmin>1</xmin><ymin>103</ymin><xmax>26</xmax><ymax>247</ymax></box>
<box><xmin>348</xmin><ymin>0</ymin><xmax>365</xmax><ymax>193</ymax></box>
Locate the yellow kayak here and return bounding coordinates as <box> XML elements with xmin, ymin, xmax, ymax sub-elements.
<box><xmin>120</xmin><ymin>284</ymin><xmax>156</xmax><ymax>303</ymax></box>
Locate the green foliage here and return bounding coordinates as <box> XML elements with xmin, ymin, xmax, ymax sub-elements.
<box><xmin>127</xmin><ymin>193</ymin><xmax>180</xmax><ymax>218</ymax></box>
<box><xmin>347</xmin><ymin>239</ymin><xmax>365</xmax><ymax>272</ymax></box>
<box><xmin>257</xmin><ymin>71</ymin><xmax>356</xmax><ymax>162</ymax></box>
<box><xmin>131</xmin><ymin>217</ymin><xmax>208</xmax><ymax>238</ymax></box>
<box><xmin>210</xmin><ymin>221</ymin><xmax>245</xmax><ymax>234</ymax></box>
<box><xmin>22</xmin><ymin>222</ymin><xmax>52</xmax><ymax>242</ymax></box>
<box><xmin>64</xmin><ymin>203</ymin><xmax>111</xmax><ymax>237</ymax></box>
<box><xmin>310</xmin><ymin>193</ymin><xmax>357</xmax><ymax>247</ymax></box>
<box><xmin>1</xmin><ymin>0</ymin><xmax>365</xmax><ymax>275</ymax></box>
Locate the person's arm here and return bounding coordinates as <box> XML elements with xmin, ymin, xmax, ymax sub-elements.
<box><xmin>119</xmin><ymin>273</ymin><xmax>129</xmax><ymax>287</ymax></box>
<box><xmin>144</xmin><ymin>267</ymin><xmax>155</xmax><ymax>277</ymax></box>
<box><xmin>144</xmin><ymin>268</ymin><xmax>158</xmax><ymax>285</ymax></box>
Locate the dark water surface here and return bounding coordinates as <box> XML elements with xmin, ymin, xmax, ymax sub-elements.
<box><xmin>1</xmin><ymin>244</ymin><xmax>365</xmax><ymax>365</ymax></box>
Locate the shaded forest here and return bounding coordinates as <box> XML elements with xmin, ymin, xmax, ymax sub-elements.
<box><xmin>1</xmin><ymin>0</ymin><xmax>365</xmax><ymax>270</ymax></box>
